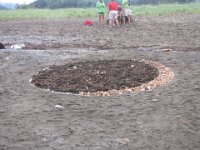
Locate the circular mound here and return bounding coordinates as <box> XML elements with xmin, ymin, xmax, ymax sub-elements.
<box><xmin>31</xmin><ymin>60</ymin><xmax>159</xmax><ymax>95</ymax></box>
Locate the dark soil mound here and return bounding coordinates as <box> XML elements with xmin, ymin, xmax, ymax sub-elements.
<box><xmin>0</xmin><ymin>43</ymin><xmax>5</xmax><ymax>49</ymax></box>
<box><xmin>31</xmin><ymin>60</ymin><xmax>159</xmax><ymax>94</ymax></box>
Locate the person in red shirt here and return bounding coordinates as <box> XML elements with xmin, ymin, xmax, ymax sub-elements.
<box><xmin>107</xmin><ymin>0</ymin><xmax>119</xmax><ymax>28</ymax></box>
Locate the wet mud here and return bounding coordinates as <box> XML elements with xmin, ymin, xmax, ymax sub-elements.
<box><xmin>0</xmin><ymin>15</ymin><xmax>200</xmax><ymax>150</ymax></box>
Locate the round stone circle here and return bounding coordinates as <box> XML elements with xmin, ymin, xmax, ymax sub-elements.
<box><xmin>31</xmin><ymin>60</ymin><xmax>159</xmax><ymax>95</ymax></box>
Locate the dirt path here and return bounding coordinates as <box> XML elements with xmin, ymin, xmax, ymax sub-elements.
<box><xmin>0</xmin><ymin>15</ymin><xmax>200</xmax><ymax>150</ymax></box>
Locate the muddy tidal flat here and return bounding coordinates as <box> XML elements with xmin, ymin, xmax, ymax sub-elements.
<box><xmin>0</xmin><ymin>15</ymin><xmax>200</xmax><ymax>150</ymax></box>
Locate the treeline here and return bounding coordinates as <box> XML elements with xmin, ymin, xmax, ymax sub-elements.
<box><xmin>0</xmin><ymin>5</ymin><xmax>7</xmax><ymax>10</ymax></box>
<box><xmin>16</xmin><ymin>0</ymin><xmax>196</xmax><ymax>9</ymax></box>
<box><xmin>17</xmin><ymin>0</ymin><xmax>119</xmax><ymax>9</ymax></box>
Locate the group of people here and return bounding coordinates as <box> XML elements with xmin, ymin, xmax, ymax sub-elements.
<box><xmin>96</xmin><ymin>0</ymin><xmax>133</xmax><ymax>28</ymax></box>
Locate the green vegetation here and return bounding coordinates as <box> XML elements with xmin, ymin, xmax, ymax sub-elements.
<box><xmin>18</xmin><ymin>0</ymin><xmax>122</xmax><ymax>9</ymax></box>
<box><xmin>0</xmin><ymin>8</ymin><xmax>96</xmax><ymax>19</ymax></box>
<box><xmin>134</xmin><ymin>3</ymin><xmax>200</xmax><ymax>16</ymax></box>
<box><xmin>17</xmin><ymin>0</ymin><xmax>196</xmax><ymax>9</ymax></box>
<box><xmin>0</xmin><ymin>3</ymin><xmax>200</xmax><ymax>20</ymax></box>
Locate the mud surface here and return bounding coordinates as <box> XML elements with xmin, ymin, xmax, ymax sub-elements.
<box><xmin>32</xmin><ymin>60</ymin><xmax>158</xmax><ymax>93</ymax></box>
<box><xmin>0</xmin><ymin>15</ymin><xmax>200</xmax><ymax>150</ymax></box>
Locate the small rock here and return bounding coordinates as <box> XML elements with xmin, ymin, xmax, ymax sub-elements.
<box><xmin>116</xmin><ymin>138</ymin><xmax>130</xmax><ymax>144</ymax></box>
<box><xmin>55</xmin><ymin>105</ymin><xmax>64</xmax><ymax>109</ymax></box>
<box><xmin>125</xmin><ymin>88</ymin><xmax>132</xmax><ymax>92</ymax></box>
<box><xmin>107</xmin><ymin>38</ymin><xmax>111</xmax><ymax>41</ymax></box>
<box><xmin>29</xmin><ymin>78</ymin><xmax>33</xmax><ymax>83</ymax></box>
<box><xmin>42</xmin><ymin>68</ymin><xmax>48</xmax><ymax>71</ymax></box>
<box><xmin>152</xmin><ymin>99</ymin><xmax>158</xmax><ymax>102</ymax></box>
<box><xmin>10</xmin><ymin>44</ymin><xmax>25</xmax><ymax>50</ymax></box>
<box><xmin>145</xmin><ymin>86</ymin><xmax>151</xmax><ymax>90</ymax></box>
<box><xmin>100</xmin><ymin>70</ymin><xmax>106</xmax><ymax>74</ymax></box>
<box><xmin>94</xmin><ymin>70</ymin><xmax>100</xmax><ymax>74</ymax></box>
<box><xmin>79</xmin><ymin>92</ymin><xmax>84</xmax><ymax>96</ymax></box>
<box><xmin>55</xmin><ymin>137</ymin><xmax>65</xmax><ymax>144</ymax></box>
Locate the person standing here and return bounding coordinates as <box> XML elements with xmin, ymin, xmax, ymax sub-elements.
<box><xmin>117</xmin><ymin>4</ymin><xmax>123</xmax><ymax>24</ymax></box>
<box><xmin>107</xmin><ymin>0</ymin><xmax>120</xmax><ymax>28</ymax></box>
<box><xmin>96</xmin><ymin>0</ymin><xmax>106</xmax><ymax>23</ymax></box>
<box><xmin>122</xmin><ymin>0</ymin><xmax>132</xmax><ymax>24</ymax></box>
<box><xmin>128</xmin><ymin>0</ymin><xmax>131</xmax><ymax>8</ymax></box>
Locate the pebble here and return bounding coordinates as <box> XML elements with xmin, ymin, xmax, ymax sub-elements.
<box><xmin>145</xmin><ymin>86</ymin><xmax>151</xmax><ymax>90</ymax></box>
<box><xmin>10</xmin><ymin>44</ymin><xmax>25</xmax><ymax>50</ymax></box>
<box><xmin>152</xmin><ymin>99</ymin><xmax>158</xmax><ymax>102</ymax></box>
<box><xmin>55</xmin><ymin>105</ymin><xmax>64</xmax><ymax>109</ymax></box>
<box><xmin>116</xmin><ymin>138</ymin><xmax>130</xmax><ymax>144</ymax></box>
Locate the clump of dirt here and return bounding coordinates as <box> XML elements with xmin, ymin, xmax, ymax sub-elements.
<box><xmin>0</xmin><ymin>43</ymin><xmax>5</xmax><ymax>49</ymax></box>
<box><xmin>31</xmin><ymin>60</ymin><xmax>159</xmax><ymax>94</ymax></box>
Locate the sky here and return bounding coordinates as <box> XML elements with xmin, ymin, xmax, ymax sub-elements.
<box><xmin>0</xmin><ymin>0</ymin><xmax>35</xmax><ymax>4</ymax></box>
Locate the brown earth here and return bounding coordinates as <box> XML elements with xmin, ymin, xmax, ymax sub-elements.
<box><xmin>31</xmin><ymin>60</ymin><xmax>159</xmax><ymax>94</ymax></box>
<box><xmin>0</xmin><ymin>15</ymin><xmax>200</xmax><ymax>150</ymax></box>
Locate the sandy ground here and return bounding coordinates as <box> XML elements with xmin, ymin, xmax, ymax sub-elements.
<box><xmin>0</xmin><ymin>15</ymin><xmax>200</xmax><ymax>150</ymax></box>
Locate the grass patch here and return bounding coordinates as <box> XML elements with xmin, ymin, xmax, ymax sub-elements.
<box><xmin>0</xmin><ymin>3</ymin><xmax>200</xmax><ymax>20</ymax></box>
<box><xmin>0</xmin><ymin>8</ymin><xmax>97</xmax><ymax>20</ymax></box>
<box><xmin>133</xmin><ymin>3</ymin><xmax>200</xmax><ymax>16</ymax></box>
